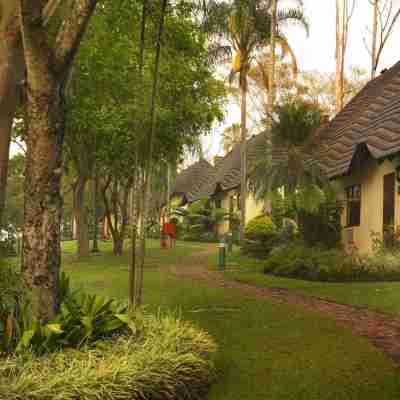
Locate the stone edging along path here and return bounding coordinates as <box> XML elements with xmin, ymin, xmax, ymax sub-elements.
<box><xmin>168</xmin><ymin>249</ymin><xmax>400</xmax><ymax>365</ymax></box>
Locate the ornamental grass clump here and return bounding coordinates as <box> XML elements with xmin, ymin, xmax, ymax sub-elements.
<box><xmin>0</xmin><ymin>314</ymin><xmax>217</xmax><ymax>400</ymax></box>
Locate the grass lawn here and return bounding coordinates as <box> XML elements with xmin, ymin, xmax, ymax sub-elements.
<box><xmin>221</xmin><ymin>248</ymin><xmax>400</xmax><ymax>316</ymax></box>
<box><xmin>62</xmin><ymin>240</ymin><xmax>400</xmax><ymax>400</ymax></box>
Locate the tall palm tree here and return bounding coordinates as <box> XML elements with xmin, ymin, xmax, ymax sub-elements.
<box><xmin>204</xmin><ymin>0</ymin><xmax>307</xmax><ymax>244</ymax></box>
<box><xmin>249</xmin><ymin>99</ymin><xmax>332</xmax><ymax>211</ymax></box>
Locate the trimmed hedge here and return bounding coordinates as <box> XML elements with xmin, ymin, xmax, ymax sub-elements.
<box><xmin>242</xmin><ymin>216</ymin><xmax>278</xmax><ymax>259</ymax></box>
<box><xmin>264</xmin><ymin>244</ymin><xmax>400</xmax><ymax>282</ymax></box>
<box><xmin>0</xmin><ymin>314</ymin><xmax>217</xmax><ymax>400</ymax></box>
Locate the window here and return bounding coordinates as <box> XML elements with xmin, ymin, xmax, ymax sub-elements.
<box><xmin>346</xmin><ymin>184</ymin><xmax>361</xmax><ymax>227</ymax></box>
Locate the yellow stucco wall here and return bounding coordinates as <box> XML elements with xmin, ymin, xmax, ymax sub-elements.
<box><xmin>217</xmin><ymin>190</ymin><xmax>265</xmax><ymax>236</ymax></box>
<box><xmin>338</xmin><ymin>159</ymin><xmax>399</xmax><ymax>254</ymax></box>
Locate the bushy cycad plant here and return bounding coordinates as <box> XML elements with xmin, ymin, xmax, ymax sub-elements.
<box><xmin>250</xmin><ymin>99</ymin><xmax>335</xmax><ymax>212</ymax></box>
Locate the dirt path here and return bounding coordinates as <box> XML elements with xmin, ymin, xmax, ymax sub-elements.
<box><xmin>169</xmin><ymin>248</ymin><xmax>400</xmax><ymax>365</ymax></box>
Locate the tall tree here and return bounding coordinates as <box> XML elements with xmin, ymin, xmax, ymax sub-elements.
<box><xmin>0</xmin><ymin>1</ymin><xmax>62</xmax><ymax>228</ymax></box>
<box><xmin>19</xmin><ymin>0</ymin><xmax>98</xmax><ymax>321</ymax></box>
<box><xmin>365</xmin><ymin>0</ymin><xmax>400</xmax><ymax>79</ymax></box>
<box><xmin>135</xmin><ymin>0</ymin><xmax>168</xmax><ymax>307</ymax></box>
<box><xmin>335</xmin><ymin>0</ymin><xmax>356</xmax><ymax>112</ymax></box>
<box><xmin>205</xmin><ymin>0</ymin><xmax>307</xmax><ymax>244</ymax></box>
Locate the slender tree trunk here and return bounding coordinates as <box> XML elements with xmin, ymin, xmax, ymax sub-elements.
<box><xmin>335</xmin><ymin>0</ymin><xmax>344</xmax><ymax>112</ymax></box>
<box><xmin>136</xmin><ymin>0</ymin><xmax>168</xmax><ymax>306</ymax></box>
<box><xmin>129</xmin><ymin>0</ymin><xmax>147</xmax><ymax>309</ymax></box>
<box><xmin>267</xmin><ymin>0</ymin><xmax>277</xmax><ymax>122</ymax></box>
<box><xmin>129</xmin><ymin>183</ymin><xmax>137</xmax><ymax>308</ymax></box>
<box><xmin>0</xmin><ymin>2</ymin><xmax>20</xmax><ymax>228</ymax></box>
<box><xmin>239</xmin><ymin>70</ymin><xmax>247</xmax><ymax>246</ymax></box>
<box><xmin>166</xmin><ymin>163</ymin><xmax>171</xmax><ymax>218</ymax></box>
<box><xmin>264</xmin><ymin>0</ymin><xmax>277</xmax><ymax>215</ymax></box>
<box><xmin>75</xmin><ymin>176</ymin><xmax>89</xmax><ymax>258</ymax></box>
<box><xmin>371</xmin><ymin>0</ymin><xmax>378</xmax><ymax>79</ymax></box>
<box><xmin>92</xmin><ymin>161</ymin><xmax>99</xmax><ymax>253</ymax></box>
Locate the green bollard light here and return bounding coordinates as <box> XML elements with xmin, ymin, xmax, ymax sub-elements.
<box><xmin>227</xmin><ymin>231</ymin><xmax>233</xmax><ymax>253</ymax></box>
<box><xmin>218</xmin><ymin>239</ymin><xmax>226</xmax><ymax>270</ymax></box>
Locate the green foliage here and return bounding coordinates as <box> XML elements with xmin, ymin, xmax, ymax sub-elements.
<box><xmin>264</xmin><ymin>244</ymin><xmax>400</xmax><ymax>282</ymax></box>
<box><xmin>0</xmin><ymin>314</ymin><xmax>217</xmax><ymax>400</ymax></box>
<box><xmin>297</xmin><ymin>204</ymin><xmax>342</xmax><ymax>248</ymax></box>
<box><xmin>270</xmin><ymin>193</ymin><xmax>296</xmax><ymax>229</ymax></box>
<box><xmin>182</xmin><ymin>232</ymin><xmax>219</xmax><ymax>243</ymax></box>
<box><xmin>249</xmin><ymin>100</ymin><xmax>335</xmax><ymax>210</ymax></box>
<box><xmin>245</xmin><ymin>215</ymin><xmax>277</xmax><ymax>241</ymax></box>
<box><xmin>242</xmin><ymin>216</ymin><xmax>278</xmax><ymax>258</ymax></box>
<box><xmin>371</xmin><ymin>226</ymin><xmax>400</xmax><ymax>253</ymax></box>
<box><xmin>0</xmin><ymin>272</ymin><xmax>137</xmax><ymax>355</ymax></box>
<box><xmin>0</xmin><ymin>267</ymin><xmax>26</xmax><ymax>352</ymax></box>
<box><xmin>172</xmin><ymin>199</ymin><xmax>231</xmax><ymax>237</ymax></box>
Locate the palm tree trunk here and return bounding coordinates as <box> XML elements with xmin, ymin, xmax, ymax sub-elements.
<box><xmin>267</xmin><ymin>0</ymin><xmax>277</xmax><ymax>122</ymax></box>
<box><xmin>136</xmin><ymin>0</ymin><xmax>168</xmax><ymax>306</ymax></box>
<box><xmin>239</xmin><ymin>70</ymin><xmax>247</xmax><ymax>246</ymax></box>
<box><xmin>264</xmin><ymin>0</ymin><xmax>277</xmax><ymax>215</ymax></box>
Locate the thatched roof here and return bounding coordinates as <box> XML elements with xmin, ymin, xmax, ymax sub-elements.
<box><xmin>195</xmin><ymin>133</ymin><xmax>267</xmax><ymax>199</ymax></box>
<box><xmin>318</xmin><ymin>61</ymin><xmax>400</xmax><ymax>178</ymax></box>
<box><xmin>171</xmin><ymin>159</ymin><xmax>216</xmax><ymax>203</ymax></box>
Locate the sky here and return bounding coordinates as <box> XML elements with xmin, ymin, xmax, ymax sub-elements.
<box><xmin>201</xmin><ymin>0</ymin><xmax>400</xmax><ymax>159</ymax></box>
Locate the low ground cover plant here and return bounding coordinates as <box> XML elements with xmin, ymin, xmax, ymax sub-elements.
<box><xmin>0</xmin><ymin>314</ymin><xmax>217</xmax><ymax>400</ymax></box>
<box><xmin>264</xmin><ymin>244</ymin><xmax>400</xmax><ymax>282</ymax></box>
<box><xmin>0</xmin><ymin>266</ymin><xmax>218</xmax><ymax>400</ymax></box>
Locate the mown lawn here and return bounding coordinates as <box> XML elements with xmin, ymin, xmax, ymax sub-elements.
<box><xmin>63</xmin><ymin>240</ymin><xmax>400</xmax><ymax>400</ymax></box>
<box><xmin>221</xmin><ymin>248</ymin><xmax>400</xmax><ymax>316</ymax></box>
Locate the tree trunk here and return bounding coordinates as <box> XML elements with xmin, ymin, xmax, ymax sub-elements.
<box><xmin>371</xmin><ymin>0</ymin><xmax>378</xmax><ymax>79</ymax></box>
<box><xmin>0</xmin><ymin>2</ymin><xmax>20</xmax><ymax>228</ymax></box>
<box><xmin>113</xmin><ymin>235</ymin><xmax>124</xmax><ymax>255</ymax></box>
<box><xmin>335</xmin><ymin>0</ymin><xmax>344</xmax><ymax>113</ymax></box>
<box><xmin>239</xmin><ymin>70</ymin><xmax>248</xmax><ymax>246</ymax></box>
<box><xmin>129</xmin><ymin>0</ymin><xmax>147</xmax><ymax>309</ymax></box>
<box><xmin>92</xmin><ymin>162</ymin><xmax>100</xmax><ymax>253</ymax></box>
<box><xmin>75</xmin><ymin>176</ymin><xmax>89</xmax><ymax>258</ymax></box>
<box><xmin>264</xmin><ymin>0</ymin><xmax>277</xmax><ymax>215</ymax></box>
<box><xmin>136</xmin><ymin>0</ymin><xmax>168</xmax><ymax>306</ymax></box>
<box><xmin>22</xmin><ymin>75</ymin><xmax>64</xmax><ymax>322</ymax></box>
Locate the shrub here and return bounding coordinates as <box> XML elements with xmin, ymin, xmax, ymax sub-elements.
<box><xmin>242</xmin><ymin>216</ymin><xmax>278</xmax><ymax>258</ymax></box>
<box><xmin>264</xmin><ymin>244</ymin><xmax>400</xmax><ymax>282</ymax></box>
<box><xmin>297</xmin><ymin>203</ymin><xmax>342</xmax><ymax>248</ymax></box>
<box><xmin>371</xmin><ymin>226</ymin><xmax>400</xmax><ymax>253</ymax></box>
<box><xmin>245</xmin><ymin>215</ymin><xmax>277</xmax><ymax>241</ymax></box>
<box><xmin>0</xmin><ymin>267</ymin><xmax>26</xmax><ymax>353</ymax></box>
<box><xmin>0</xmin><ymin>314</ymin><xmax>217</xmax><ymax>400</ymax></box>
<box><xmin>0</xmin><ymin>272</ymin><xmax>136</xmax><ymax>355</ymax></box>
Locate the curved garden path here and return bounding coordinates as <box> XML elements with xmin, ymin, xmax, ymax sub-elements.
<box><xmin>169</xmin><ymin>246</ymin><xmax>400</xmax><ymax>364</ymax></box>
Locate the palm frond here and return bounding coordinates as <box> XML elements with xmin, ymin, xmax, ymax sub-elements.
<box><xmin>277</xmin><ymin>7</ymin><xmax>309</xmax><ymax>36</ymax></box>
